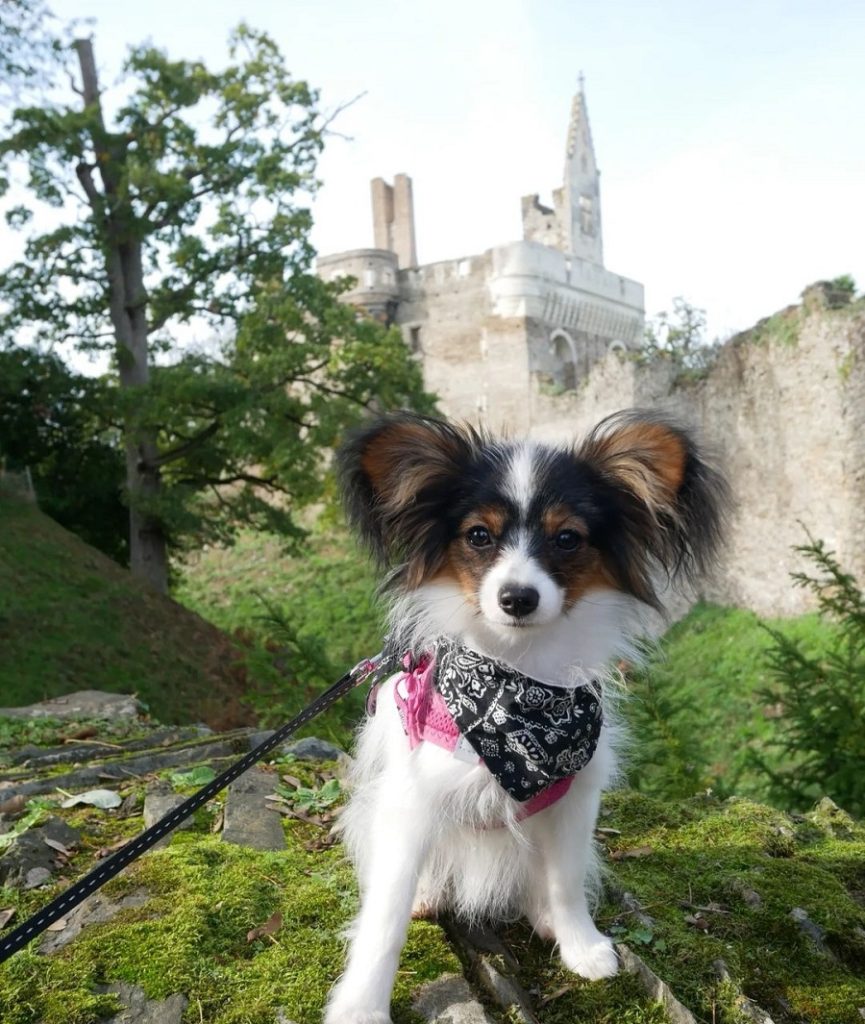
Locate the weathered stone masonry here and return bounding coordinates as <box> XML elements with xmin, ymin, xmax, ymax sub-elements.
<box><xmin>317</xmin><ymin>89</ymin><xmax>865</xmax><ymax>616</ymax></box>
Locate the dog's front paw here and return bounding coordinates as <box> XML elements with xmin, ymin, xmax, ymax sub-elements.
<box><xmin>323</xmin><ymin>1008</ymin><xmax>392</xmax><ymax>1024</ymax></box>
<box><xmin>560</xmin><ymin>934</ymin><xmax>619</xmax><ymax>981</ymax></box>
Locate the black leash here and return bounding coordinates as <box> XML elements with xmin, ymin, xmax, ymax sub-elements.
<box><xmin>0</xmin><ymin>652</ymin><xmax>384</xmax><ymax>965</ymax></box>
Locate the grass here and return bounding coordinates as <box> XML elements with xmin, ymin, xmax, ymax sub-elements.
<box><xmin>0</xmin><ymin>495</ymin><xmax>254</xmax><ymax>728</ymax></box>
<box><xmin>625</xmin><ymin>603</ymin><xmax>836</xmax><ymax>804</ymax></box>
<box><xmin>175</xmin><ymin>526</ymin><xmax>384</xmax><ymax>746</ymax></box>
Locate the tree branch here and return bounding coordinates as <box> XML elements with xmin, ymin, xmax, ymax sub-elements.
<box><xmin>146</xmin><ymin>419</ymin><xmax>221</xmax><ymax>468</ymax></box>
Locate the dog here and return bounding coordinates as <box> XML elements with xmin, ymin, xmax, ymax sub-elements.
<box><xmin>325</xmin><ymin>409</ymin><xmax>728</xmax><ymax>1024</ymax></box>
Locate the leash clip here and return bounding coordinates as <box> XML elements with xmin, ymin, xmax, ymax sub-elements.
<box><xmin>350</xmin><ymin>651</ymin><xmax>385</xmax><ymax>685</ymax></box>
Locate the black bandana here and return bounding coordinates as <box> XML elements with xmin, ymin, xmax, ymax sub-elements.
<box><xmin>435</xmin><ymin>645</ymin><xmax>603</xmax><ymax>802</ymax></box>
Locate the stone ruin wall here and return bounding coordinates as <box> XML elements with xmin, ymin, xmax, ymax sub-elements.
<box><xmin>529</xmin><ymin>297</ymin><xmax>865</xmax><ymax>616</ymax></box>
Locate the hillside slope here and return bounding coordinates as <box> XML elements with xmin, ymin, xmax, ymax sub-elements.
<box><xmin>0</xmin><ymin>496</ymin><xmax>252</xmax><ymax>727</ymax></box>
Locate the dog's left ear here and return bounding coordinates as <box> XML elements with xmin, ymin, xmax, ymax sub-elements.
<box><xmin>578</xmin><ymin>410</ymin><xmax>730</xmax><ymax>606</ymax></box>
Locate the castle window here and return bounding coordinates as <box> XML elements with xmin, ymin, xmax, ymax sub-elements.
<box><xmin>409</xmin><ymin>326</ymin><xmax>422</xmax><ymax>353</ymax></box>
<box><xmin>550</xmin><ymin>328</ymin><xmax>579</xmax><ymax>391</ymax></box>
<box><xmin>458</xmin><ymin>259</ymin><xmax>472</xmax><ymax>277</ymax></box>
<box><xmin>579</xmin><ymin>195</ymin><xmax>594</xmax><ymax>236</ymax></box>
<box><xmin>364</xmin><ymin>269</ymin><xmax>376</xmax><ymax>289</ymax></box>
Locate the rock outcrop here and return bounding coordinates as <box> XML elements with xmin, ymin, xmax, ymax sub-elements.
<box><xmin>1</xmin><ymin>691</ymin><xmax>863</xmax><ymax>1023</ymax></box>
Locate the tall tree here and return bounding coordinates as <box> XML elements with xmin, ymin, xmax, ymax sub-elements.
<box><xmin>0</xmin><ymin>26</ymin><xmax>431</xmax><ymax>591</ymax></box>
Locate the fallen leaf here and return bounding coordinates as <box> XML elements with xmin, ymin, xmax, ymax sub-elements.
<box><xmin>46</xmin><ymin>918</ymin><xmax>67</xmax><ymax>932</ymax></box>
<box><xmin>43</xmin><ymin>837</ymin><xmax>73</xmax><ymax>856</ymax></box>
<box><xmin>96</xmin><ymin>837</ymin><xmax>129</xmax><ymax>858</ymax></box>
<box><xmin>0</xmin><ymin>908</ymin><xmax>15</xmax><ymax>929</ymax></box>
<box><xmin>211</xmin><ymin>809</ymin><xmax>224</xmax><ymax>834</ymax></box>
<box><xmin>610</xmin><ymin>845</ymin><xmax>653</xmax><ymax>861</ymax></box>
<box><xmin>61</xmin><ymin>789</ymin><xmax>123</xmax><ymax>810</ymax></box>
<box><xmin>281</xmin><ymin>775</ymin><xmax>302</xmax><ymax>789</ymax></box>
<box><xmin>684</xmin><ymin>913</ymin><xmax>711</xmax><ymax>931</ymax></box>
<box><xmin>64</xmin><ymin>725</ymin><xmax>98</xmax><ymax>741</ymax></box>
<box><xmin>246</xmin><ymin>911</ymin><xmax>283</xmax><ymax>943</ymax></box>
<box><xmin>595</xmin><ymin>827</ymin><xmax>622</xmax><ymax>837</ymax></box>
<box><xmin>0</xmin><ymin>795</ymin><xmax>26</xmax><ymax>816</ymax></box>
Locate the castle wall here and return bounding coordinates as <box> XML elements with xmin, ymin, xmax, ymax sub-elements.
<box><xmin>394</xmin><ymin>254</ymin><xmax>503</xmax><ymax>423</ymax></box>
<box><xmin>529</xmin><ymin>300</ymin><xmax>865</xmax><ymax>616</ymax></box>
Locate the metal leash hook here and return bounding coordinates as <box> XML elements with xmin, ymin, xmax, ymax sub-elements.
<box><xmin>0</xmin><ymin>651</ymin><xmax>388</xmax><ymax>964</ymax></box>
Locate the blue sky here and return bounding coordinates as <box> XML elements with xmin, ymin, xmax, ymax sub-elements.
<box><xmin>41</xmin><ymin>0</ymin><xmax>865</xmax><ymax>337</ymax></box>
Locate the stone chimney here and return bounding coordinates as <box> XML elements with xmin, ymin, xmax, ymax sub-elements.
<box><xmin>370</xmin><ymin>173</ymin><xmax>417</xmax><ymax>268</ymax></box>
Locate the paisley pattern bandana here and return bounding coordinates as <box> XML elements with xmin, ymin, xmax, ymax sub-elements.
<box><xmin>435</xmin><ymin>644</ymin><xmax>603</xmax><ymax>802</ymax></box>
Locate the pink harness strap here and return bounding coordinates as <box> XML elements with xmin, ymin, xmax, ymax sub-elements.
<box><xmin>391</xmin><ymin>654</ymin><xmax>573</xmax><ymax>821</ymax></box>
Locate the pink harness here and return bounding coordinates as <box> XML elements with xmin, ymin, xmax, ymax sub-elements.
<box><xmin>389</xmin><ymin>654</ymin><xmax>573</xmax><ymax>820</ymax></box>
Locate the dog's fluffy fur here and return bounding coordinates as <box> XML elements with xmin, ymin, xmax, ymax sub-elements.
<box><xmin>325</xmin><ymin>410</ymin><xmax>728</xmax><ymax>1024</ymax></box>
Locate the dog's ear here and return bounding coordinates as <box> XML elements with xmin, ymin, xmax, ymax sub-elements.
<box><xmin>337</xmin><ymin>413</ymin><xmax>479</xmax><ymax>586</ymax></box>
<box><xmin>578</xmin><ymin>410</ymin><xmax>730</xmax><ymax>607</ymax></box>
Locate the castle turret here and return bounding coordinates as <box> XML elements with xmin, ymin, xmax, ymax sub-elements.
<box><xmin>522</xmin><ymin>77</ymin><xmax>604</xmax><ymax>266</ymax></box>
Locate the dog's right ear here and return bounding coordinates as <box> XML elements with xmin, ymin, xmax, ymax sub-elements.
<box><xmin>337</xmin><ymin>413</ymin><xmax>479</xmax><ymax>584</ymax></box>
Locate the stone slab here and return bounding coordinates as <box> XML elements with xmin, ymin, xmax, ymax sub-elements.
<box><xmin>413</xmin><ymin>974</ymin><xmax>497</xmax><ymax>1023</ymax></box>
<box><xmin>617</xmin><ymin>943</ymin><xmax>697</xmax><ymax>1024</ymax></box>
<box><xmin>143</xmin><ymin>785</ymin><xmax>194</xmax><ymax>850</ymax></box>
<box><xmin>40</xmin><ymin>891</ymin><xmax>151</xmax><ymax>954</ymax></box>
<box><xmin>0</xmin><ymin>816</ymin><xmax>81</xmax><ymax>888</ymax></box>
<box><xmin>221</xmin><ymin>766</ymin><xmax>285</xmax><ymax>851</ymax></box>
<box><xmin>102</xmin><ymin>983</ymin><xmax>187</xmax><ymax>1024</ymax></box>
<box><xmin>247</xmin><ymin>733</ymin><xmax>345</xmax><ymax>761</ymax></box>
<box><xmin>0</xmin><ymin>690</ymin><xmax>142</xmax><ymax>721</ymax></box>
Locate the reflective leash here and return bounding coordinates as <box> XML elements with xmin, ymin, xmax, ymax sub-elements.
<box><xmin>0</xmin><ymin>653</ymin><xmax>385</xmax><ymax>965</ymax></box>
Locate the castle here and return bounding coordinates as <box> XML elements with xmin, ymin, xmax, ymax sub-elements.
<box><xmin>318</xmin><ymin>91</ymin><xmax>865</xmax><ymax>618</ymax></box>
<box><xmin>317</xmin><ymin>84</ymin><xmax>645</xmax><ymax>432</ymax></box>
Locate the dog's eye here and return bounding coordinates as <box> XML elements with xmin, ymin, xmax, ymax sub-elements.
<box><xmin>466</xmin><ymin>526</ymin><xmax>493</xmax><ymax>548</ymax></box>
<box><xmin>554</xmin><ymin>529</ymin><xmax>583</xmax><ymax>551</ymax></box>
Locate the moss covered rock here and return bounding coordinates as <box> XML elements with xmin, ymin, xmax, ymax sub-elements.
<box><xmin>1</xmin><ymin>710</ymin><xmax>863</xmax><ymax>1024</ymax></box>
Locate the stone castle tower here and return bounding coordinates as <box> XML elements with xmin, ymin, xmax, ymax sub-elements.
<box><xmin>317</xmin><ymin>84</ymin><xmax>644</xmax><ymax>431</ymax></box>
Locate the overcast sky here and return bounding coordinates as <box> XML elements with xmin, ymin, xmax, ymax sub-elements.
<box><xmin>38</xmin><ymin>1</ymin><xmax>865</xmax><ymax>339</ymax></box>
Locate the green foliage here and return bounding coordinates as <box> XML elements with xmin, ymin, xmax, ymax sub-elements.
<box><xmin>828</xmin><ymin>273</ymin><xmax>856</xmax><ymax>298</ymax></box>
<box><xmin>0</xmin><ymin>24</ymin><xmax>433</xmax><ymax>584</ymax></box>
<box><xmin>278</xmin><ymin>777</ymin><xmax>342</xmax><ymax>813</ymax></box>
<box><xmin>0</xmin><ymin>797</ymin><xmax>54</xmax><ymax>849</ymax></box>
<box><xmin>641</xmin><ymin>297</ymin><xmax>720</xmax><ymax>377</ymax></box>
<box><xmin>746</xmin><ymin>308</ymin><xmax>801</xmax><ymax>348</ymax></box>
<box><xmin>755</xmin><ymin>536</ymin><xmax>865</xmax><ymax>816</ymax></box>
<box><xmin>0</xmin><ymin>0</ymin><xmax>62</xmax><ymax>109</ymax></box>
<box><xmin>168</xmin><ymin>765</ymin><xmax>216</xmax><ymax>789</ymax></box>
<box><xmin>0</xmin><ymin>344</ymin><xmax>127</xmax><ymax>563</ymax></box>
<box><xmin>625</xmin><ymin>603</ymin><xmax>835</xmax><ymax>804</ymax></box>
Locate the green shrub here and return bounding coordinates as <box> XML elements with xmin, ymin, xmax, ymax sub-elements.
<box><xmin>755</xmin><ymin>536</ymin><xmax>865</xmax><ymax>816</ymax></box>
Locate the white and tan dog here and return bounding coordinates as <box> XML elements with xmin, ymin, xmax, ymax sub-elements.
<box><xmin>326</xmin><ymin>410</ymin><xmax>727</xmax><ymax>1024</ymax></box>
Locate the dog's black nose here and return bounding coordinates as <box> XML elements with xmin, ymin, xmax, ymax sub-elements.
<box><xmin>498</xmin><ymin>585</ymin><xmax>540</xmax><ymax>617</ymax></box>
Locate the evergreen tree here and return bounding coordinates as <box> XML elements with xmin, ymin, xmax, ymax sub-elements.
<box><xmin>756</xmin><ymin>536</ymin><xmax>865</xmax><ymax>816</ymax></box>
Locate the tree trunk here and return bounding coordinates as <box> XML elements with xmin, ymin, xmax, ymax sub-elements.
<box><xmin>75</xmin><ymin>38</ymin><xmax>168</xmax><ymax>593</ymax></box>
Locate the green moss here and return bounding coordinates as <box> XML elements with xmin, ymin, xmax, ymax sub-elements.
<box><xmin>597</xmin><ymin>791</ymin><xmax>865</xmax><ymax>1023</ymax></box>
<box><xmin>0</xmin><ymin>773</ymin><xmax>458</xmax><ymax>1024</ymax></box>
<box><xmin>501</xmin><ymin>923</ymin><xmax>671</xmax><ymax>1024</ymax></box>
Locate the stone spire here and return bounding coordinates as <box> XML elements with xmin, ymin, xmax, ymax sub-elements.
<box><xmin>561</xmin><ymin>77</ymin><xmax>603</xmax><ymax>265</ymax></box>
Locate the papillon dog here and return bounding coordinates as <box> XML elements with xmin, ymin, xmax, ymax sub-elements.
<box><xmin>325</xmin><ymin>410</ymin><xmax>728</xmax><ymax>1024</ymax></box>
